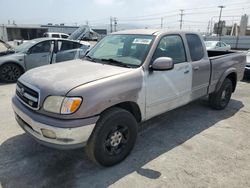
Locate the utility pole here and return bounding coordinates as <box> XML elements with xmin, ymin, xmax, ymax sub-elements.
<box><xmin>206</xmin><ymin>21</ymin><xmax>210</xmax><ymax>35</ymax></box>
<box><xmin>217</xmin><ymin>5</ymin><xmax>225</xmax><ymax>35</ymax></box>
<box><xmin>179</xmin><ymin>9</ymin><xmax>184</xmax><ymax>30</ymax></box>
<box><xmin>114</xmin><ymin>17</ymin><xmax>117</xmax><ymax>32</ymax></box>
<box><xmin>110</xmin><ymin>16</ymin><xmax>113</xmax><ymax>33</ymax></box>
<box><xmin>160</xmin><ymin>17</ymin><xmax>163</xmax><ymax>29</ymax></box>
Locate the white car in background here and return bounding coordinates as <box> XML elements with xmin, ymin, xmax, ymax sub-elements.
<box><xmin>205</xmin><ymin>41</ymin><xmax>231</xmax><ymax>51</ymax></box>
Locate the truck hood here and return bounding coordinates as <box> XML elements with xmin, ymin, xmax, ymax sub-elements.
<box><xmin>19</xmin><ymin>59</ymin><xmax>132</xmax><ymax>97</ymax></box>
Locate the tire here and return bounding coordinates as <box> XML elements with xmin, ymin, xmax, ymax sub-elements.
<box><xmin>209</xmin><ymin>78</ymin><xmax>233</xmax><ymax>110</ymax></box>
<box><xmin>86</xmin><ymin>107</ymin><xmax>138</xmax><ymax>166</ymax></box>
<box><xmin>0</xmin><ymin>63</ymin><xmax>23</xmax><ymax>83</ymax></box>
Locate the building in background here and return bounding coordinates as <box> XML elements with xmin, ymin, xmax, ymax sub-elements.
<box><xmin>212</xmin><ymin>14</ymin><xmax>249</xmax><ymax>36</ymax></box>
<box><xmin>0</xmin><ymin>23</ymin><xmax>107</xmax><ymax>41</ymax></box>
<box><xmin>0</xmin><ymin>24</ymin><xmax>48</xmax><ymax>41</ymax></box>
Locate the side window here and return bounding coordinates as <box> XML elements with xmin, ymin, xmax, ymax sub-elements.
<box><xmin>57</xmin><ymin>41</ymin><xmax>81</xmax><ymax>51</ymax></box>
<box><xmin>152</xmin><ymin>35</ymin><xmax>186</xmax><ymax>64</ymax></box>
<box><xmin>52</xmin><ymin>34</ymin><xmax>60</xmax><ymax>38</ymax></box>
<box><xmin>186</xmin><ymin>34</ymin><xmax>204</xmax><ymax>61</ymax></box>
<box><xmin>61</xmin><ymin>35</ymin><xmax>68</xmax><ymax>39</ymax></box>
<box><xmin>216</xmin><ymin>42</ymin><xmax>221</xmax><ymax>47</ymax></box>
<box><xmin>29</xmin><ymin>41</ymin><xmax>52</xmax><ymax>54</ymax></box>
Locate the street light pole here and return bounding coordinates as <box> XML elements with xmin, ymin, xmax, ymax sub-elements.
<box><xmin>218</xmin><ymin>5</ymin><xmax>225</xmax><ymax>35</ymax></box>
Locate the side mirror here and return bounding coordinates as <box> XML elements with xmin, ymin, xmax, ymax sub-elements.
<box><xmin>150</xmin><ymin>57</ymin><xmax>174</xmax><ymax>71</ymax></box>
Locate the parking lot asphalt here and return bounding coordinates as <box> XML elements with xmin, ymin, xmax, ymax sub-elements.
<box><xmin>0</xmin><ymin>80</ymin><xmax>250</xmax><ymax>188</ymax></box>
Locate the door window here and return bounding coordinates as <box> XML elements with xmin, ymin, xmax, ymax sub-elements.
<box><xmin>29</xmin><ymin>41</ymin><xmax>52</xmax><ymax>54</ymax></box>
<box><xmin>61</xmin><ymin>35</ymin><xmax>69</xmax><ymax>39</ymax></box>
<box><xmin>57</xmin><ymin>41</ymin><xmax>81</xmax><ymax>51</ymax></box>
<box><xmin>186</xmin><ymin>34</ymin><xmax>204</xmax><ymax>61</ymax></box>
<box><xmin>152</xmin><ymin>35</ymin><xmax>186</xmax><ymax>64</ymax></box>
<box><xmin>220</xmin><ymin>42</ymin><xmax>226</xmax><ymax>47</ymax></box>
<box><xmin>52</xmin><ymin>34</ymin><xmax>60</xmax><ymax>38</ymax></box>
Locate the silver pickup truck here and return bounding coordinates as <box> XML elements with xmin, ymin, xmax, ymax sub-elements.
<box><xmin>12</xmin><ymin>30</ymin><xmax>246</xmax><ymax>166</ymax></box>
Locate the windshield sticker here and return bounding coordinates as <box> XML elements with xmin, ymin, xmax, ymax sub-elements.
<box><xmin>133</xmin><ymin>38</ymin><xmax>152</xmax><ymax>45</ymax></box>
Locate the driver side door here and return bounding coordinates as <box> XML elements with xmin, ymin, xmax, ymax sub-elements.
<box><xmin>145</xmin><ymin>35</ymin><xmax>192</xmax><ymax>119</ymax></box>
<box><xmin>25</xmin><ymin>40</ymin><xmax>54</xmax><ymax>70</ymax></box>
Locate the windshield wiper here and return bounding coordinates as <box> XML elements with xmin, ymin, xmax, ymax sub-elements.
<box><xmin>85</xmin><ymin>55</ymin><xmax>96</xmax><ymax>62</ymax></box>
<box><xmin>100</xmin><ymin>58</ymin><xmax>132</xmax><ymax>68</ymax></box>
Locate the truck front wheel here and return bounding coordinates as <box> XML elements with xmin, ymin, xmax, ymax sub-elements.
<box><xmin>86</xmin><ymin>107</ymin><xmax>138</xmax><ymax>166</ymax></box>
<box><xmin>209</xmin><ymin>78</ymin><xmax>233</xmax><ymax>110</ymax></box>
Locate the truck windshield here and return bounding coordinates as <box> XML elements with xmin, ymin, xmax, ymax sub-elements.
<box><xmin>87</xmin><ymin>34</ymin><xmax>154</xmax><ymax>67</ymax></box>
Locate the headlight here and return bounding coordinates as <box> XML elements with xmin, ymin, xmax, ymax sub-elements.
<box><xmin>43</xmin><ymin>96</ymin><xmax>82</xmax><ymax>114</ymax></box>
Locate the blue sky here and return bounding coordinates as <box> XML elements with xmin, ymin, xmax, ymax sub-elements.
<box><xmin>0</xmin><ymin>0</ymin><xmax>249</xmax><ymax>31</ymax></box>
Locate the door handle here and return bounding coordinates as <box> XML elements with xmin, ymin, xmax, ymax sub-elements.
<box><xmin>41</xmin><ymin>55</ymin><xmax>47</xmax><ymax>57</ymax></box>
<box><xmin>193</xmin><ymin>66</ymin><xmax>199</xmax><ymax>70</ymax></box>
<box><xmin>184</xmin><ymin>70</ymin><xmax>190</xmax><ymax>74</ymax></box>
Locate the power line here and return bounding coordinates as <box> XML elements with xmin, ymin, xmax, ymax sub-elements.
<box><xmin>119</xmin><ymin>14</ymin><xmax>178</xmax><ymax>22</ymax></box>
<box><xmin>116</xmin><ymin>0</ymin><xmax>249</xmax><ymax>20</ymax></box>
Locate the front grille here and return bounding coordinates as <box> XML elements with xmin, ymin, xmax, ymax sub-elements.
<box><xmin>16</xmin><ymin>81</ymin><xmax>40</xmax><ymax>109</ymax></box>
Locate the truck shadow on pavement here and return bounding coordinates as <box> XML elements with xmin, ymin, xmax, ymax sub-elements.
<box><xmin>0</xmin><ymin>99</ymin><xmax>244</xmax><ymax>188</ymax></box>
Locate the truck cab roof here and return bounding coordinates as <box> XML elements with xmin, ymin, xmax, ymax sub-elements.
<box><xmin>113</xmin><ymin>29</ymin><xmax>199</xmax><ymax>36</ymax></box>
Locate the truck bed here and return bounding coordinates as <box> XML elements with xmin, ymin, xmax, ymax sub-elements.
<box><xmin>207</xmin><ymin>50</ymin><xmax>246</xmax><ymax>94</ymax></box>
<box><xmin>207</xmin><ymin>50</ymin><xmax>237</xmax><ymax>59</ymax></box>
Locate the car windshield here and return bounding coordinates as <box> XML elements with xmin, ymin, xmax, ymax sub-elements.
<box><xmin>14</xmin><ymin>41</ymin><xmax>37</xmax><ymax>53</ymax></box>
<box><xmin>87</xmin><ymin>34</ymin><xmax>154</xmax><ymax>67</ymax></box>
<box><xmin>205</xmin><ymin>41</ymin><xmax>216</xmax><ymax>47</ymax></box>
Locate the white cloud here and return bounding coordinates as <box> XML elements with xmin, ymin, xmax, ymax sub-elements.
<box><xmin>94</xmin><ymin>0</ymin><xmax>115</xmax><ymax>5</ymax></box>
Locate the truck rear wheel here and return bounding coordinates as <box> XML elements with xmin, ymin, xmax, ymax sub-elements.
<box><xmin>209</xmin><ymin>78</ymin><xmax>233</xmax><ymax>110</ymax></box>
<box><xmin>0</xmin><ymin>63</ymin><xmax>23</xmax><ymax>83</ymax></box>
<box><xmin>86</xmin><ymin>107</ymin><xmax>138</xmax><ymax>166</ymax></box>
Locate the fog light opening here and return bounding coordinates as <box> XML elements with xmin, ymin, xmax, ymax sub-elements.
<box><xmin>41</xmin><ymin>129</ymin><xmax>56</xmax><ymax>139</ymax></box>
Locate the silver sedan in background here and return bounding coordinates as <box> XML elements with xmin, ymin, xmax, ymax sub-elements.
<box><xmin>0</xmin><ymin>38</ymin><xmax>89</xmax><ymax>82</ymax></box>
<box><xmin>205</xmin><ymin>41</ymin><xmax>231</xmax><ymax>51</ymax></box>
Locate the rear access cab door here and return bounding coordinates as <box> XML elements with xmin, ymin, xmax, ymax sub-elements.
<box><xmin>185</xmin><ymin>34</ymin><xmax>210</xmax><ymax>100</ymax></box>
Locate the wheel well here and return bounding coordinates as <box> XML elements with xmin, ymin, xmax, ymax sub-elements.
<box><xmin>114</xmin><ymin>102</ymin><xmax>142</xmax><ymax>123</ymax></box>
<box><xmin>226</xmin><ymin>73</ymin><xmax>237</xmax><ymax>92</ymax></box>
<box><xmin>0</xmin><ymin>62</ymin><xmax>25</xmax><ymax>74</ymax></box>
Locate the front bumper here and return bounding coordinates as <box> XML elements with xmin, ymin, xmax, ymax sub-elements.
<box><xmin>12</xmin><ymin>96</ymin><xmax>99</xmax><ymax>149</ymax></box>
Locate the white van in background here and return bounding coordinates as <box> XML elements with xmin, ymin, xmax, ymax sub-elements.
<box><xmin>43</xmin><ymin>32</ymin><xmax>69</xmax><ymax>39</ymax></box>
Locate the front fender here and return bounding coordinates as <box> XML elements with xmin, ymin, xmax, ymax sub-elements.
<box><xmin>0</xmin><ymin>54</ymin><xmax>25</xmax><ymax>71</ymax></box>
<box><xmin>66</xmin><ymin>68</ymin><xmax>144</xmax><ymax>119</ymax></box>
